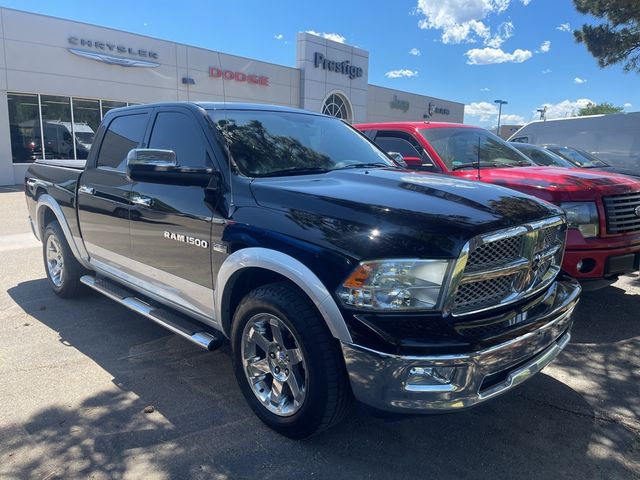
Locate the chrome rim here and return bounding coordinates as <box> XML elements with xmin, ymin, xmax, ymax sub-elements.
<box><xmin>46</xmin><ymin>234</ymin><xmax>64</xmax><ymax>287</ymax></box>
<box><xmin>241</xmin><ymin>313</ymin><xmax>307</xmax><ymax>417</ymax></box>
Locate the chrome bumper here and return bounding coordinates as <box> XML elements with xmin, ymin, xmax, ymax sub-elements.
<box><xmin>341</xmin><ymin>280</ymin><xmax>579</xmax><ymax>413</ymax></box>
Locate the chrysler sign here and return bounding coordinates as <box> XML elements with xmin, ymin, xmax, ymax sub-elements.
<box><xmin>67</xmin><ymin>37</ymin><xmax>160</xmax><ymax>68</ymax></box>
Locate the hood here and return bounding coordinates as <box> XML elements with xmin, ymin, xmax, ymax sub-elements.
<box><xmin>248</xmin><ymin>168</ymin><xmax>562</xmax><ymax>260</ymax></box>
<box><xmin>598</xmin><ymin>165</ymin><xmax>640</xmax><ymax>179</ymax></box>
<box><xmin>453</xmin><ymin>166</ymin><xmax>640</xmax><ymax>203</ymax></box>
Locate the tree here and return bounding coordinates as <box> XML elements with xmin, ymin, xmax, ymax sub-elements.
<box><xmin>577</xmin><ymin>102</ymin><xmax>625</xmax><ymax>116</ymax></box>
<box><xmin>573</xmin><ymin>0</ymin><xmax>640</xmax><ymax>72</ymax></box>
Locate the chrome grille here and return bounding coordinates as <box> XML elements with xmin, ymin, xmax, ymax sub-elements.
<box><xmin>603</xmin><ymin>193</ymin><xmax>640</xmax><ymax>234</ymax></box>
<box><xmin>467</xmin><ymin>235</ymin><xmax>523</xmax><ymax>269</ymax></box>
<box><xmin>451</xmin><ymin>217</ymin><xmax>566</xmax><ymax>315</ymax></box>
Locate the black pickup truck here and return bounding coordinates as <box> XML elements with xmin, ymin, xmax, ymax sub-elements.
<box><xmin>25</xmin><ymin>102</ymin><xmax>581</xmax><ymax>438</ymax></box>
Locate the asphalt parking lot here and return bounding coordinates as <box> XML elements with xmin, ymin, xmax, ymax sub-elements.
<box><xmin>0</xmin><ymin>185</ymin><xmax>638</xmax><ymax>480</ymax></box>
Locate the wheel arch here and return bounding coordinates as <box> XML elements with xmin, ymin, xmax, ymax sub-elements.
<box><xmin>215</xmin><ymin>247</ymin><xmax>352</xmax><ymax>343</ymax></box>
<box><xmin>35</xmin><ymin>195</ymin><xmax>90</xmax><ymax>268</ymax></box>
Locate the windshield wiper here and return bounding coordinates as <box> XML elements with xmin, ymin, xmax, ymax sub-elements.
<box><xmin>258</xmin><ymin>167</ymin><xmax>331</xmax><ymax>177</ymax></box>
<box><xmin>334</xmin><ymin>163</ymin><xmax>393</xmax><ymax>170</ymax></box>
<box><xmin>452</xmin><ymin>162</ymin><xmax>504</xmax><ymax>170</ymax></box>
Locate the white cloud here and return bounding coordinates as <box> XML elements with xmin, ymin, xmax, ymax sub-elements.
<box><xmin>305</xmin><ymin>30</ymin><xmax>346</xmax><ymax>43</ymax></box>
<box><xmin>535</xmin><ymin>98</ymin><xmax>594</xmax><ymax>119</ymax></box>
<box><xmin>542</xmin><ymin>68</ymin><xmax>552</xmax><ymax>74</ymax></box>
<box><xmin>466</xmin><ymin>101</ymin><xmax>525</xmax><ymax>125</ymax></box>
<box><xmin>409</xmin><ymin>47</ymin><xmax>422</xmax><ymax>56</ymax></box>
<box><xmin>385</xmin><ymin>69</ymin><xmax>419</xmax><ymax>78</ymax></box>
<box><xmin>556</xmin><ymin>23</ymin><xmax>571</xmax><ymax>32</ymax></box>
<box><xmin>485</xmin><ymin>21</ymin><xmax>514</xmax><ymax>48</ymax></box>
<box><xmin>538</xmin><ymin>40</ymin><xmax>551</xmax><ymax>53</ymax></box>
<box><xmin>520</xmin><ymin>0</ymin><xmax>532</xmax><ymax>5</ymax></box>
<box><xmin>465</xmin><ymin>101</ymin><xmax>499</xmax><ymax>121</ymax></box>
<box><xmin>501</xmin><ymin>113</ymin><xmax>525</xmax><ymax>124</ymax></box>
<box><xmin>274</xmin><ymin>34</ymin><xmax>284</xmax><ymax>40</ymax></box>
<box><xmin>624</xmin><ymin>102</ymin><xmax>633</xmax><ymax>108</ymax></box>
<box><xmin>574</xmin><ymin>77</ymin><xmax>587</xmax><ymax>84</ymax></box>
<box><xmin>415</xmin><ymin>0</ymin><xmax>513</xmax><ymax>45</ymax></box>
<box><xmin>480</xmin><ymin>87</ymin><xmax>491</xmax><ymax>91</ymax></box>
<box><xmin>465</xmin><ymin>47</ymin><xmax>533</xmax><ymax>65</ymax></box>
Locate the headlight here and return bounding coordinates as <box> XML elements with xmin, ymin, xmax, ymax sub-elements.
<box><xmin>560</xmin><ymin>202</ymin><xmax>599</xmax><ymax>238</ymax></box>
<box><xmin>336</xmin><ymin>259</ymin><xmax>451</xmax><ymax>311</ymax></box>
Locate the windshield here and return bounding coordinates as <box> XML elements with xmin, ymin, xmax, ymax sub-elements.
<box><xmin>512</xmin><ymin>145</ymin><xmax>575</xmax><ymax>168</ymax></box>
<box><xmin>547</xmin><ymin>146</ymin><xmax>609</xmax><ymax>168</ymax></box>
<box><xmin>419</xmin><ymin>127</ymin><xmax>533</xmax><ymax>170</ymax></box>
<box><xmin>209</xmin><ymin>110</ymin><xmax>393</xmax><ymax>177</ymax></box>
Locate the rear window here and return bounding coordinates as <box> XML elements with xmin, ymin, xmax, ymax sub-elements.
<box><xmin>419</xmin><ymin>127</ymin><xmax>532</xmax><ymax>170</ymax></box>
<box><xmin>208</xmin><ymin>110</ymin><xmax>392</xmax><ymax>177</ymax></box>
<box><xmin>96</xmin><ymin>113</ymin><xmax>148</xmax><ymax>171</ymax></box>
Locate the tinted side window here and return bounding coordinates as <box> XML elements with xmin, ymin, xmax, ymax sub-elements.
<box><xmin>375</xmin><ymin>136</ymin><xmax>422</xmax><ymax>158</ymax></box>
<box><xmin>149</xmin><ymin>111</ymin><xmax>208</xmax><ymax>167</ymax></box>
<box><xmin>96</xmin><ymin>113</ymin><xmax>148</xmax><ymax>170</ymax></box>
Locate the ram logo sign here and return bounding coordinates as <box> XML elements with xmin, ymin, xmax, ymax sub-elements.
<box><xmin>163</xmin><ymin>231</ymin><xmax>209</xmax><ymax>249</ymax></box>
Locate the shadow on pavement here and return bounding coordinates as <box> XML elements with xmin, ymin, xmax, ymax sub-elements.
<box><xmin>0</xmin><ymin>184</ymin><xmax>24</xmax><ymax>193</ymax></box>
<box><xmin>4</xmin><ymin>278</ymin><xmax>639</xmax><ymax>479</ymax></box>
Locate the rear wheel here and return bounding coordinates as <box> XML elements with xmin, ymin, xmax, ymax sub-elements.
<box><xmin>231</xmin><ymin>281</ymin><xmax>352</xmax><ymax>438</ymax></box>
<box><xmin>42</xmin><ymin>221</ymin><xmax>87</xmax><ymax>298</ymax></box>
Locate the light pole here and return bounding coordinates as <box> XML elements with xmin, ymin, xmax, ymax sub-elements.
<box><xmin>494</xmin><ymin>99</ymin><xmax>508</xmax><ymax>133</ymax></box>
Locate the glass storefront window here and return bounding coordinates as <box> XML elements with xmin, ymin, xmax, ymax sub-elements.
<box><xmin>40</xmin><ymin>95</ymin><xmax>74</xmax><ymax>159</ymax></box>
<box><xmin>7</xmin><ymin>93</ymin><xmax>140</xmax><ymax>163</ymax></box>
<box><xmin>101</xmin><ymin>100</ymin><xmax>127</xmax><ymax>118</ymax></box>
<box><xmin>72</xmin><ymin>98</ymin><xmax>100</xmax><ymax>159</ymax></box>
<box><xmin>8</xmin><ymin>93</ymin><xmax>41</xmax><ymax>163</ymax></box>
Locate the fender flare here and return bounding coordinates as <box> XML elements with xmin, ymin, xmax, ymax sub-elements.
<box><xmin>215</xmin><ymin>247</ymin><xmax>352</xmax><ymax>343</ymax></box>
<box><xmin>35</xmin><ymin>194</ymin><xmax>91</xmax><ymax>268</ymax></box>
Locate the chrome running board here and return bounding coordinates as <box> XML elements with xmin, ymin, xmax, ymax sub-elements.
<box><xmin>80</xmin><ymin>275</ymin><xmax>223</xmax><ymax>351</ymax></box>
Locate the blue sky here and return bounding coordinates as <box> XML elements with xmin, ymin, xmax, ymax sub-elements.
<box><xmin>2</xmin><ymin>0</ymin><xmax>637</xmax><ymax>127</ymax></box>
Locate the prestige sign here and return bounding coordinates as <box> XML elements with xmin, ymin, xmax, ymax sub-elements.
<box><xmin>208</xmin><ymin>67</ymin><xmax>269</xmax><ymax>86</ymax></box>
<box><xmin>314</xmin><ymin>52</ymin><xmax>363</xmax><ymax>79</ymax></box>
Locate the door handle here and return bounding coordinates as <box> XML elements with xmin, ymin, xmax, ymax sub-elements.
<box><xmin>78</xmin><ymin>185</ymin><xmax>96</xmax><ymax>195</ymax></box>
<box><xmin>131</xmin><ymin>194</ymin><xmax>153</xmax><ymax>207</ymax></box>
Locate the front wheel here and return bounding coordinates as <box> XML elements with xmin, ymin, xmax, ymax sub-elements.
<box><xmin>42</xmin><ymin>221</ymin><xmax>87</xmax><ymax>298</ymax></box>
<box><xmin>231</xmin><ymin>281</ymin><xmax>352</xmax><ymax>438</ymax></box>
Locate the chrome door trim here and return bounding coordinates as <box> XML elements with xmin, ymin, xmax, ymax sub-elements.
<box><xmin>90</xmin><ymin>257</ymin><xmax>217</xmax><ymax>328</ymax></box>
<box><xmin>87</xmin><ymin>244</ymin><xmax>216</xmax><ymax>326</ymax></box>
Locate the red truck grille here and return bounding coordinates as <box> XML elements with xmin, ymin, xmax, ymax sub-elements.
<box><xmin>603</xmin><ymin>193</ymin><xmax>640</xmax><ymax>234</ymax></box>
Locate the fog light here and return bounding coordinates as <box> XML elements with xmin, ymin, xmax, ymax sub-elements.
<box><xmin>576</xmin><ymin>260</ymin><xmax>583</xmax><ymax>271</ymax></box>
<box><xmin>407</xmin><ymin>366</ymin><xmax>456</xmax><ymax>386</ymax></box>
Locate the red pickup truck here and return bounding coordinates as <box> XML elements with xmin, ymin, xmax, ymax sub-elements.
<box><xmin>356</xmin><ymin>121</ymin><xmax>640</xmax><ymax>288</ymax></box>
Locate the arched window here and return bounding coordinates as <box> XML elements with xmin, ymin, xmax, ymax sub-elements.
<box><xmin>322</xmin><ymin>93</ymin><xmax>352</xmax><ymax>122</ymax></box>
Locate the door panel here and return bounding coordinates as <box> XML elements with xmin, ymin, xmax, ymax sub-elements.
<box><xmin>78</xmin><ymin>112</ymin><xmax>148</xmax><ymax>269</ymax></box>
<box><xmin>129</xmin><ymin>109</ymin><xmax>217</xmax><ymax>320</ymax></box>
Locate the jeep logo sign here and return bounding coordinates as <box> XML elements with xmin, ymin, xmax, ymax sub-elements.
<box><xmin>314</xmin><ymin>52</ymin><xmax>363</xmax><ymax>79</ymax></box>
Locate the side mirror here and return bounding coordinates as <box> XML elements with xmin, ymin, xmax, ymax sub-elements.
<box><xmin>127</xmin><ymin>148</ymin><xmax>177</xmax><ymax>169</ymax></box>
<box><xmin>126</xmin><ymin>148</ymin><xmax>212</xmax><ymax>187</ymax></box>
<box><xmin>387</xmin><ymin>151</ymin><xmax>407</xmax><ymax>168</ymax></box>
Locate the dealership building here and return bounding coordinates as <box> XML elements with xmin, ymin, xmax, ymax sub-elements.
<box><xmin>0</xmin><ymin>7</ymin><xmax>465</xmax><ymax>185</ymax></box>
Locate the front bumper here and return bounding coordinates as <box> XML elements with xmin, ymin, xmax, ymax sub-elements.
<box><xmin>341</xmin><ymin>280</ymin><xmax>580</xmax><ymax>413</ymax></box>
<box><xmin>563</xmin><ymin>244</ymin><xmax>640</xmax><ymax>279</ymax></box>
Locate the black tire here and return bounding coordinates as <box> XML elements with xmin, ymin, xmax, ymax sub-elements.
<box><xmin>231</xmin><ymin>281</ymin><xmax>352</xmax><ymax>438</ymax></box>
<box><xmin>42</xmin><ymin>221</ymin><xmax>87</xmax><ymax>298</ymax></box>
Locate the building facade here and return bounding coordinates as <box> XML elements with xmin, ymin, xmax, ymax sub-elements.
<box><xmin>0</xmin><ymin>8</ymin><xmax>465</xmax><ymax>185</ymax></box>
